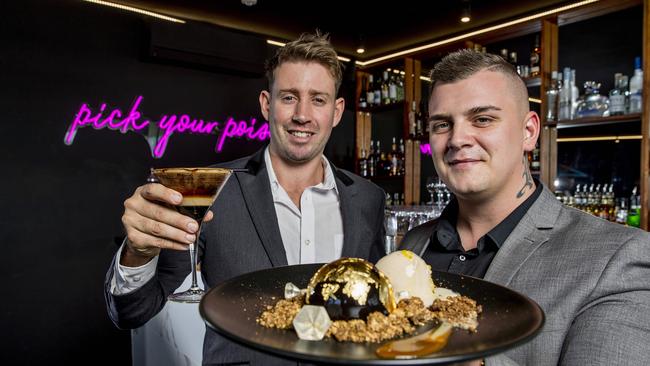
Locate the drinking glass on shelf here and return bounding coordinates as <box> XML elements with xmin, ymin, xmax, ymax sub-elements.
<box><xmin>150</xmin><ymin>167</ymin><xmax>235</xmax><ymax>303</ymax></box>
<box><xmin>384</xmin><ymin>211</ymin><xmax>398</xmax><ymax>254</ymax></box>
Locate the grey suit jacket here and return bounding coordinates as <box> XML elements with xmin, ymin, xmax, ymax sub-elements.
<box><xmin>105</xmin><ymin>148</ymin><xmax>386</xmax><ymax>366</ymax></box>
<box><xmin>400</xmin><ymin>186</ymin><xmax>650</xmax><ymax>365</ymax></box>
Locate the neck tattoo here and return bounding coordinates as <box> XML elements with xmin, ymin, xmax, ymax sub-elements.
<box><xmin>516</xmin><ymin>155</ymin><xmax>534</xmax><ymax>198</ymax></box>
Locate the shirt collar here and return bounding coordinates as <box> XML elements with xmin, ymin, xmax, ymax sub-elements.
<box><xmin>434</xmin><ymin>178</ymin><xmax>543</xmax><ymax>250</ymax></box>
<box><xmin>264</xmin><ymin>147</ymin><xmax>338</xmax><ymax>197</ymax></box>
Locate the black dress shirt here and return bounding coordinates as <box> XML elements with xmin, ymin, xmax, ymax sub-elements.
<box><xmin>422</xmin><ymin>181</ymin><xmax>543</xmax><ymax>278</ymax></box>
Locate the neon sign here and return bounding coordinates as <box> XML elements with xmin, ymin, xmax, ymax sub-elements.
<box><xmin>64</xmin><ymin>95</ymin><xmax>270</xmax><ymax>158</ymax></box>
<box><xmin>420</xmin><ymin>143</ymin><xmax>431</xmax><ymax>156</ymax></box>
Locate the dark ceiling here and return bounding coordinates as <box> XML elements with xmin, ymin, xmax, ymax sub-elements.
<box><xmin>114</xmin><ymin>0</ymin><xmax>575</xmax><ymax>59</ymax></box>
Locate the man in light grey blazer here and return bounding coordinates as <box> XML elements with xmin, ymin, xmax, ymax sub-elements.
<box><xmin>401</xmin><ymin>49</ymin><xmax>650</xmax><ymax>365</ymax></box>
<box><xmin>105</xmin><ymin>33</ymin><xmax>385</xmax><ymax>365</ymax></box>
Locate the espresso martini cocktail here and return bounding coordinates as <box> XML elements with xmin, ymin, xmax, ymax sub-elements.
<box><xmin>152</xmin><ymin>167</ymin><xmax>234</xmax><ymax>303</ymax></box>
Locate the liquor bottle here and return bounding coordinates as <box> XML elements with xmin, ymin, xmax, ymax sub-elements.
<box><xmin>375</xmin><ymin>141</ymin><xmax>383</xmax><ymax>175</ymax></box>
<box><xmin>368</xmin><ymin>140</ymin><xmax>376</xmax><ymax>177</ymax></box>
<box><xmin>626</xmin><ymin>186</ymin><xmax>641</xmax><ymax>227</ymax></box>
<box><xmin>408</xmin><ymin>101</ymin><xmax>416</xmax><ymax>138</ymax></box>
<box><xmin>605</xmin><ymin>184</ymin><xmax>614</xmax><ymax>221</ymax></box>
<box><xmin>396</xmin><ymin>73</ymin><xmax>405</xmax><ymax>102</ymax></box>
<box><xmin>416</xmin><ymin>100</ymin><xmax>426</xmax><ymax>138</ymax></box>
<box><xmin>393</xmin><ymin>193</ymin><xmax>400</xmax><ymax>206</ymax></box>
<box><xmin>609</xmin><ymin>73</ymin><xmax>625</xmax><ymax>116</ymax></box>
<box><xmin>620</xmin><ymin>75</ymin><xmax>630</xmax><ymax>114</ymax></box>
<box><xmin>390</xmin><ymin>137</ymin><xmax>399</xmax><ymax>176</ymax></box>
<box><xmin>381</xmin><ymin>71</ymin><xmax>390</xmax><ymax>105</ymax></box>
<box><xmin>389</xmin><ymin>74</ymin><xmax>397</xmax><ymax>104</ymax></box>
<box><xmin>615</xmin><ymin>197</ymin><xmax>628</xmax><ymax>224</ymax></box>
<box><xmin>530</xmin><ymin>35</ymin><xmax>541</xmax><ymax>77</ymax></box>
<box><xmin>559</xmin><ymin>68</ymin><xmax>572</xmax><ymax>120</ymax></box>
<box><xmin>366</xmin><ymin>75</ymin><xmax>375</xmax><ymax>106</ymax></box>
<box><xmin>545</xmin><ymin>71</ymin><xmax>559</xmax><ymax>122</ymax></box>
<box><xmin>358</xmin><ymin>76</ymin><xmax>367</xmax><ymax>109</ymax></box>
<box><xmin>629</xmin><ymin>57</ymin><xmax>643</xmax><ymax>114</ymax></box>
<box><xmin>358</xmin><ymin>149</ymin><xmax>368</xmax><ymax>177</ymax></box>
<box><xmin>398</xmin><ymin>138</ymin><xmax>406</xmax><ymax>176</ymax></box>
<box><xmin>373</xmin><ymin>74</ymin><xmax>381</xmax><ymax>107</ymax></box>
<box><xmin>530</xmin><ymin>143</ymin><xmax>540</xmax><ymax>172</ymax></box>
<box><xmin>570</xmin><ymin>69</ymin><xmax>579</xmax><ymax>120</ymax></box>
<box><xmin>574</xmin><ymin>184</ymin><xmax>583</xmax><ymax>211</ymax></box>
<box><xmin>378</xmin><ymin>152</ymin><xmax>388</xmax><ymax>176</ymax></box>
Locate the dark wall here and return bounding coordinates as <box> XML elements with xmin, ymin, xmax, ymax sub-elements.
<box><xmin>0</xmin><ymin>1</ymin><xmax>354</xmax><ymax>364</ymax></box>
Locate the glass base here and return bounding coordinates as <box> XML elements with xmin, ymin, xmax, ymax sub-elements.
<box><xmin>168</xmin><ymin>287</ymin><xmax>205</xmax><ymax>303</ymax></box>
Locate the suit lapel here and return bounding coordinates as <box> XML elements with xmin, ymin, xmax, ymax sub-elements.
<box><xmin>236</xmin><ymin>149</ymin><xmax>288</xmax><ymax>267</ymax></box>
<box><xmin>484</xmin><ymin>188</ymin><xmax>560</xmax><ymax>286</ymax></box>
<box><xmin>334</xmin><ymin>168</ymin><xmax>362</xmax><ymax>259</ymax></box>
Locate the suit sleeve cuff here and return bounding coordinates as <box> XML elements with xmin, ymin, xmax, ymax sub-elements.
<box><xmin>110</xmin><ymin>239</ymin><xmax>159</xmax><ymax>295</ymax></box>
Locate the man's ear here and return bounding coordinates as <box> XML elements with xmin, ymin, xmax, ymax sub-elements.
<box><xmin>332</xmin><ymin>97</ymin><xmax>345</xmax><ymax>128</ymax></box>
<box><xmin>523</xmin><ymin>111</ymin><xmax>540</xmax><ymax>152</ymax></box>
<box><xmin>259</xmin><ymin>90</ymin><xmax>271</xmax><ymax>121</ymax></box>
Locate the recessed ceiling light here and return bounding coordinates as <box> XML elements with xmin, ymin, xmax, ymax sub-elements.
<box><xmin>356</xmin><ymin>48</ymin><xmax>365</xmax><ymax>54</ymax></box>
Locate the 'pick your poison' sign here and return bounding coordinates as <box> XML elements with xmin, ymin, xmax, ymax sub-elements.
<box><xmin>64</xmin><ymin>95</ymin><xmax>270</xmax><ymax>158</ymax></box>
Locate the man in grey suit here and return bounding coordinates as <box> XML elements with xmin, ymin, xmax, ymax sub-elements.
<box><xmin>401</xmin><ymin>49</ymin><xmax>650</xmax><ymax>365</ymax></box>
<box><xmin>105</xmin><ymin>33</ymin><xmax>385</xmax><ymax>365</ymax></box>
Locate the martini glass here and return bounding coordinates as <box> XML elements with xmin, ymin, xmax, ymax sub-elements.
<box><xmin>151</xmin><ymin>167</ymin><xmax>233</xmax><ymax>303</ymax></box>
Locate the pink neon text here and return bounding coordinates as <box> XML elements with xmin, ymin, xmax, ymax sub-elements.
<box><xmin>420</xmin><ymin>143</ymin><xmax>432</xmax><ymax>155</ymax></box>
<box><xmin>64</xmin><ymin>96</ymin><xmax>148</xmax><ymax>145</ymax></box>
<box><xmin>216</xmin><ymin>117</ymin><xmax>270</xmax><ymax>152</ymax></box>
<box><xmin>154</xmin><ymin>115</ymin><xmax>219</xmax><ymax>158</ymax></box>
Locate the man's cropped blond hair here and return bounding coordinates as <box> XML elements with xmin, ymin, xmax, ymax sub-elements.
<box><xmin>265</xmin><ymin>31</ymin><xmax>343</xmax><ymax>93</ymax></box>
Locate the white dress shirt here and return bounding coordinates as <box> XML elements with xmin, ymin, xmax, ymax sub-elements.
<box><xmin>111</xmin><ymin>147</ymin><xmax>344</xmax><ymax>295</ymax></box>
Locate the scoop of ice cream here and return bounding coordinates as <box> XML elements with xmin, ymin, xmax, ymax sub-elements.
<box><xmin>375</xmin><ymin>250</ymin><xmax>436</xmax><ymax>307</ymax></box>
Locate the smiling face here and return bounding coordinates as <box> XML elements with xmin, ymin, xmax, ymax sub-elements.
<box><xmin>260</xmin><ymin>61</ymin><xmax>344</xmax><ymax>165</ymax></box>
<box><xmin>428</xmin><ymin>69</ymin><xmax>539</xmax><ymax>202</ymax></box>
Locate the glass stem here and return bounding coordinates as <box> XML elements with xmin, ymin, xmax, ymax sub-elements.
<box><xmin>188</xmin><ymin>222</ymin><xmax>202</xmax><ymax>291</ymax></box>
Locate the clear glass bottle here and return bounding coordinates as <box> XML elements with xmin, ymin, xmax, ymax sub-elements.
<box><xmin>629</xmin><ymin>57</ymin><xmax>643</xmax><ymax>114</ymax></box>
<box><xmin>559</xmin><ymin>68</ymin><xmax>572</xmax><ymax>120</ymax></box>
<box><xmin>576</xmin><ymin>81</ymin><xmax>609</xmax><ymax>118</ymax></box>
<box><xmin>366</xmin><ymin>75</ymin><xmax>375</xmax><ymax>106</ymax></box>
<box><xmin>609</xmin><ymin>73</ymin><xmax>626</xmax><ymax>116</ymax></box>
<box><xmin>381</xmin><ymin>71</ymin><xmax>390</xmax><ymax>105</ymax></box>
<box><xmin>358</xmin><ymin>76</ymin><xmax>367</xmax><ymax>108</ymax></box>
<box><xmin>545</xmin><ymin>71</ymin><xmax>559</xmax><ymax>122</ymax></box>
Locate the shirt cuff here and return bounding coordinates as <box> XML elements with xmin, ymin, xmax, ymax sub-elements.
<box><xmin>110</xmin><ymin>239</ymin><xmax>159</xmax><ymax>295</ymax></box>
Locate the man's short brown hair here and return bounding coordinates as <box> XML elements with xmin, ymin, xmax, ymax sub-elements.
<box><xmin>429</xmin><ymin>49</ymin><xmax>528</xmax><ymax>111</ymax></box>
<box><xmin>265</xmin><ymin>31</ymin><xmax>343</xmax><ymax>94</ymax></box>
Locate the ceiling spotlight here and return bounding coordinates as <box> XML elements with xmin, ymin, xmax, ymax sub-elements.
<box><xmin>241</xmin><ymin>0</ymin><xmax>257</xmax><ymax>6</ymax></box>
<box><xmin>356</xmin><ymin>34</ymin><xmax>366</xmax><ymax>54</ymax></box>
<box><xmin>460</xmin><ymin>0</ymin><xmax>471</xmax><ymax>22</ymax></box>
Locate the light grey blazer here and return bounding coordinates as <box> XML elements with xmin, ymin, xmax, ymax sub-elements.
<box><xmin>401</xmin><ymin>186</ymin><xmax>650</xmax><ymax>365</ymax></box>
<box><xmin>104</xmin><ymin>147</ymin><xmax>386</xmax><ymax>366</ymax></box>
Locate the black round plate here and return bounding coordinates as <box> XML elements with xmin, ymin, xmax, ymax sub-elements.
<box><xmin>200</xmin><ymin>264</ymin><xmax>544</xmax><ymax>365</ymax></box>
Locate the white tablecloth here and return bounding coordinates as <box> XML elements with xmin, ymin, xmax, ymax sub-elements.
<box><xmin>131</xmin><ymin>275</ymin><xmax>205</xmax><ymax>366</ymax></box>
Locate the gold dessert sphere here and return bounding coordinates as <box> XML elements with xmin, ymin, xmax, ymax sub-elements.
<box><xmin>306</xmin><ymin>258</ymin><xmax>396</xmax><ymax>319</ymax></box>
